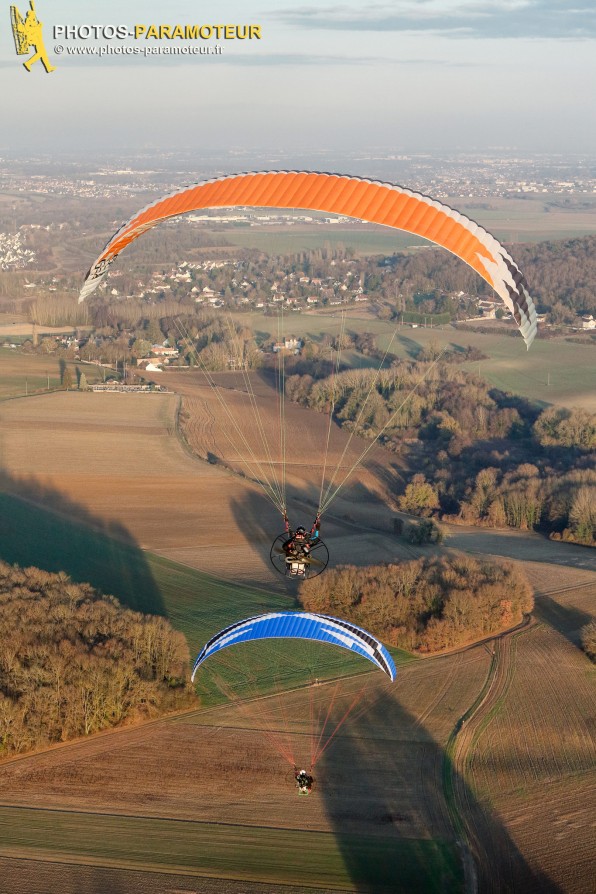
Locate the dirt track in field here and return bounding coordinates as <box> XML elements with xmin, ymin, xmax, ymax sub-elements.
<box><xmin>445</xmin><ymin>580</ymin><xmax>596</xmax><ymax>894</ymax></box>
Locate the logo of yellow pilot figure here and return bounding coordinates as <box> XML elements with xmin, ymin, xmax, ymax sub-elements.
<box><xmin>10</xmin><ymin>0</ymin><xmax>56</xmax><ymax>72</ymax></box>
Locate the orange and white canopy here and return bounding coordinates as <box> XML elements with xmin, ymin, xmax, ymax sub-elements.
<box><xmin>79</xmin><ymin>171</ymin><xmax>537</xmax><ymax>347</ymax></box>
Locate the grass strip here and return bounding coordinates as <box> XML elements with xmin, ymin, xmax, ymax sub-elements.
<box><xmin>0</xmin><ymin>806</ymin><xmax>462</xmax><ymax>893</ymax></box>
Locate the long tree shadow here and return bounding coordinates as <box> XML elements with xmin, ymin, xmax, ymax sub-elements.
<box><xmin>535</xmin><ymin>592</ymin><xmax>595</xmax><ymax>649</ymax></box>
<box><xmin>396</xmin><ymin>334</ymin><xmax>424</xmax><ymax>359</ymax></box>
<box><xmin>0</xmin><ymin>469</ymin><xmax>165</xmax><ymax>615</ymax></box>
<box><xmin>315</xmin><ymin>682</ymin><xmax>564</xmax><ymax>893</ymax></box>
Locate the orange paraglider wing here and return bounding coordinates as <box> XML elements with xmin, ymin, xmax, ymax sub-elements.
<box><xmin>79</xmin><ymin>171</ymin><xmax>537</xmax><ymax>347</ymax></box>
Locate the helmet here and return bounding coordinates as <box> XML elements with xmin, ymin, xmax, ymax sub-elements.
<box><xmin>295</xmin><ymin>526</ymin><xmax>306</xmax><ymax>536</ymax></box>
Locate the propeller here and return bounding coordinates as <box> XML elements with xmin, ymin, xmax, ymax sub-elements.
<box><xmin>269</xmin><ymin>532</ymin><xmax>329</xmax><ymax>579</ymax></box>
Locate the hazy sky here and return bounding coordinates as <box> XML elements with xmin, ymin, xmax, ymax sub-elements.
<box><xmin>1</xmin><ymin>1</ymin><xmax>594</xmax><ymax>156</ymax></box>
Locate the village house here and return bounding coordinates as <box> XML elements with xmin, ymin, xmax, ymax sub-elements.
<box><xmin>272</xmin><ymin>336</ymin><xmax>303</xmax><ymax>354</ymax></box>
<box><xmin>477</xmin><ymin>299</ymin><xmax>497</xmax><ymax>318</ymax></box>
<box><xmin>151</xmin><ymin>345</ymin><xmax>179</xmax><ymax>360</ymax></box>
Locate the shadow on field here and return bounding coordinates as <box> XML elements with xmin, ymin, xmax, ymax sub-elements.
<box><xmin>229</xmin><ymin>476</ymin><xmax>403</xmax><ymax>592</ymax></box>
<box><xmin>229</xmin><ymin>491</ymin><xmax>304</xmax><ymax>594</ymax></box>
<box><xmin>0</xmin><ymin>470</ymin><xmax>165</xmax><ymax>615</ymax></box>
<box><xmin>316</xmin><ymin>684</ymin><xmax>564</xmax><ymax>894</ymax></box>
<box><xmin>445</xmin><ymin>525</ymin><xmax>596</xmax><ymax>574</ymax></box>
<box><xmin>397</xmin><ymin>334</ymin><xmax>424</xmax><ymax>358</ymax></box>
<box><xmin>535</xmin><ymin>592</ymin><xmax>594</xmax><ymax>649</ymax></box>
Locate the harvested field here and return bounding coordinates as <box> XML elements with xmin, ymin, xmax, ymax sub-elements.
<box><xmin>468</xmin><ymin>624</ymin><xmax>595</xmax><ymax>798</ymax></box>
<box><xmin>0</xmin><ymin>383</ymin><xmax>416</xmax><ymax>590</ymax></box>
<box><xmin>533</xmin><ymin>582</ymin><xmax>596</xmax><ymax>645</ymax></box>
<box><xmin>0</xmin><ymin>646</ymin><xmax>497</xmax><ymax>892</ymax></box>
<box><xmin>0</xmin><ymin>390</ymin><xmax>283</xmax><ymax>580</ymax></box>
<box><xmin>454</xmin><ymin>601</ymin><xmax>596</xmax><ymax>893</ymax></box>
<box><xmin>442</xmin><ymin>524</ymin><xmax>596</xmax><ymax>575</ymax></box>
<box><xmin>166</xmin><ymin>368</ymin><xmax>403</xmax><ymax>516</ymax></box>
<box><xmin>492</xmin><ymin>773</ymin><xmax>596</xmax><ymax>894</ymax></box>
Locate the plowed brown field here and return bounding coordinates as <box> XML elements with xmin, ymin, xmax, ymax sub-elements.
<box><xmin>0</xmin><ymin>382</ymin><xmax>417</xmax><ymax>584</ymax></box>
<box><xmin>454</xmin><ymin>584</ymin><xmax>596</xmax><ymax>893</ymax></box>
<box><xmin>166</xmin><ymin>367</ymin><xmax>403</xmax><ymax>519</ymax></box>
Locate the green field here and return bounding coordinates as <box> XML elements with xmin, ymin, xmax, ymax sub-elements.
<box><xmin>0</xmin><ymin>353</ymin><xmax>62</xmax><ymax>399</ymax></box>
<box><xmin>389</xmin><ymin>327</ymin><xmax>596</xmax><ymax>411</ymax></box>
<box><xmin>236</xmin><ymin>312</ymin><xmax>596</xmax><ymax>411</ymax></box>
<box><xmin>205</xmin><ymin>195</ymin><xmax>596</xmax><ymax>256</ymax></box>
<box><xmin>214</xmin><ymin>224</ymin><xmax>427</xmax><ymax>256</ymax></box>
<box><xmin>0</xmin><ymin>806</ymin><xmax>462</xmax><ymax>893</ymax></box>
<box><xmin>454</xmin><ymin>195</ymin><xmax>596</xmax><ymax>243</ymax></box>
<box><xmin>0</xmin><ymin>352</ymin><xmax>103</xmax><ymax>401</ymax></box>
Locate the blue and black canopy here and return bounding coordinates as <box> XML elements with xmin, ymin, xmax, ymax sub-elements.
<box><xmin>191</xmin><ymin>611</ymin><xmax>397</xmax><ymax>682</ymax></box>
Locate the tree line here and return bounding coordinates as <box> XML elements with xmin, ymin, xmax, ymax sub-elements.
<box><xmin>0</xmin><ymin>563</ymin><xmax>195</xmax><ymax>757</ymax></box>
<box><xmin>285</xmin><ymin>361</ymin><xmax>596</xmax><ymax>545</ymax></box>
<box><xmin>299</xmin><ymin>554</ymin><xmax>533</xmax><ymax>653</ymax></box>
<box><xmin>379</xmin><ymin>234</ymin><xmax>596</xmax><ymax>319</ymax></box>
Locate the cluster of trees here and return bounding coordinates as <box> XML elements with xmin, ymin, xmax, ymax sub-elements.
<box><xmin>454</xmin><ymin>466</ymin><xmax>596</xmax><ymax>543</ymax></box>
<box><xmin>380</xmin><ymin>234</ymin><xmax>596</xmax><ymax>320</ymax></box>
<box><xmin>32</xmin><ymin>309</ymin><xmax>262</xmax><ymax>375</ymax></box>
<box><xmin>164</xmin><ymin>313</ymin><xmax>261</xmax><ymax>371</ymax></box>
<box><xmin>299</xmin><ymin>555</ymin><xmax>533</xmax><ymax>653</ymax></box>
<box><xmin>516</xmin><ymin>235</ymin><xmax>596</xmax><ymax>318</ymax></box>
<box><xmin>379</xmin><ymin>251</ymin><xmax>487</xmax><ymax>316</ymax></box>
<box><xmin>286</xmin><ymin>362</ymin><xmax>529</xmax><ymax>443</ymax></box>
<box><xmin>285</xmin><ymin>361</ymin><xmax>596</xmax><ymax>545</ymax></box>
<box><xmin>454</xmin><ymin>407</ymin><xmax>595</xmax><ymax>543</ymax></box>
<box><xmin>0</xmin><ymin>563</ymin><xmax>194</xmax><ymax>757</ymax></box>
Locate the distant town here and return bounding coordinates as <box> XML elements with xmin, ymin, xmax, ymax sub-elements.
<box><xmin>2</xmin><ymin>150</ymin><xmax>596</xmax><ymax>200</ymax></box>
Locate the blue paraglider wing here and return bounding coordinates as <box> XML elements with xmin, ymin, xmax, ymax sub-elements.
<box><xmin>191</xmin><ymin>611</ymin><xmax>396</xmax><ymax>682</ymax></box>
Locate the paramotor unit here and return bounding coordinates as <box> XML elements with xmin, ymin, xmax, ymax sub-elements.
<box><xmin>295</xmin><ymin>768</ymin><xmax>314</xmax><ymax>795</ymax></box>
<box><xmin>270</xmin><ymin>532</ymin><xmax>329</xmax><ymax>579</ymax></box>
<box><xmin>270</xmin><ymin>515</ymin><xmax>328</xmax><ymax>579</ymax></box>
